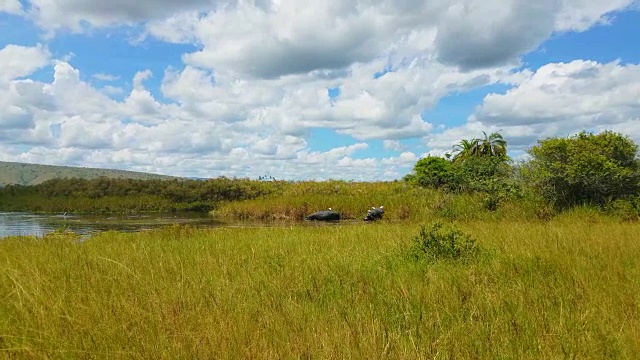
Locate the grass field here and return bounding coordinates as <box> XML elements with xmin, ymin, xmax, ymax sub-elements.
<box><xmin>1</xmin><ymin>216</ymin><xmax>639</xmax><ymax>359</ymax></box>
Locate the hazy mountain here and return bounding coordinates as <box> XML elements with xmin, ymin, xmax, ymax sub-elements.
<box><xmin>0</xmin><ymin>161</ymin><xmax>180</xmax><ymax>186</ymax></box>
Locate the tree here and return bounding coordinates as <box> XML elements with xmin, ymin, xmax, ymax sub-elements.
<box><xmin>475</xmin><ymin>131</ymin><xmax>508</xmax><ymax>159</ymax></box>
<box><xmin>450</xmin><ymin>139</ymin><xmax>479</xmax><ymax>162</ymax></box>
<box><xmin>405</xmin><ymin>156</ymin><xmax>453</xmax><ymax>189</ymax></box>
<box><xmin>526</xmin><ymin>130</ymin><xmax>640</xmax><ymax>209</ymax></box>
<box><xmin>450</xmin><ymin>131</ymin><xmax>508</xmax><ymax>163</ymax></box>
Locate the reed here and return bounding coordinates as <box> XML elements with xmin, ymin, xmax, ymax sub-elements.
<box><xmin>214</xmin><ymin>181</ymin><xmax>546</xmax><ymax>222</ymax></box>
<box><xmin>1</xmin><ymin>217</ymin><xmax>639</xmax><ymax>359</ymax></box>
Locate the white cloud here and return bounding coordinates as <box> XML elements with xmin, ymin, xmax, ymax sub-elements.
<box><xmin>0</xmin><ymin>60</ymin><xmax>420</xmax><ymax>180</ymax></box>
<box><xmin>2</xmin><ymin>2</ymin><xmax>639</xmax><ymax>181</ymax></box>
<box><xmin>0</xmin><ymin>45</ymin><xmax>51</xmax><ymax>131</ymax></box>
<box><xmin>383</xmin><ymin>140</ymin><xmax>405</xmax><ymax>151</ymax></box>
<box><xmin>426</xmin><ymin>59</ymin><xmax>640</xmax><ymax>156</ymax></box>
<box><xmin>100</xmin><ymin>85</ymin><xmax>124</xmax><ymax>96</ymax></box>
<box><xmin>144</xmin><ymin>11</ymin><xmax>202</xmax><ymax>44</ymax></box>
<box><xmin>0</xmin><ymin>0</ymin><xmax>22</xmax><ymax>14</ymax></box>
<box><xmin>474</xmin><ymin>60</ymin><xmax>640</xmax><ymax>128</ymax></box>
<box><xmin>5</xmin><ymin>52</ymin><xmax>639</xmax><ymax>180</ymax></box>
<box><xmin>26</xmin><ymin>0</ymin><xmax>218</xmax><ymax>31</ymax></box>
<box><xmin>381</xmin><ymin>151</ymin><xmax>418</xmax><ymax>165</ymax></box>
<box><xmin>8</xmin><ymin>1</ymin><xmax>633</xmax><ymax>73</ymax></box>
<box><xmin>92</xmin><ymin>72</ymin><xmax>120</xmax><ymax>81</ymax></box>
<box><xmin>176</xmin><ymin>1</ymin><xmax>396</xmax><ymax>79</ymax></box>
<box><xmin>0</xmin><ymin>44</ymin><xmax>50</xmax><ymax>83</ymax></box>
<box><xmin>140</xmin><ymin>0</ymin><xmax>635</xmax><ymax>76</ymax></box>
<box><xmin>555</xmin><ymin>0</ymin><xmax>636</xmax><ymax>31</ymax></box>
<box><xmin>434</xmin><ymin>0</ymin><xmax>559</xmax><ymax>69</ymax></box>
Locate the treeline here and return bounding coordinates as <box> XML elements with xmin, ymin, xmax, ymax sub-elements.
<box><xmin>0</xmin><ymin>177</ymin><xmax>285</xmax><ymax>213</ymax></box>
<box><xmin>404</xmin><ymin>130</ymin><xmax>640</xmax><ymax>218</ymax></box>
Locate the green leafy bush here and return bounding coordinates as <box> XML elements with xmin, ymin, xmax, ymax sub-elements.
<box><xmin>405</xmin><ymin>131</ymin><xmax>520</xmax><ymax>213</ymax></box>
<box><xmin>404</xmin><ymin>156</ymin><xmax>453</xmax><ymax>189</ymax></box>
<box><xmin>604</xmin><ymin>198</ymin><xmax>640</xmax><ymax>221</ymax></box>
<box><xmin>411</xmin><ymin>222</ymin><xmax>480</xmax><ymax>261</ymax></box>
<box><xmin>526</xmin><ymin>131</ymin><xmax>640</xmax><ymax>210</ymax></box>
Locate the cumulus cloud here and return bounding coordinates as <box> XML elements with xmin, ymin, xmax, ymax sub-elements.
<box><xmin>434</xmin><ymin>0</ymin><xmax>559</xmax><ymax>69</ymax></box>
<box><xmin>7</xmin><ymin>1</ymin><xmax>634</xmax><ymax>73</ymax></box>
<box><xmin>141</xmin><ymin>0</ymin><xmax>636</xmax><ymax>76</ymax></box>
<box><xmin>0</xmin><ymin>44</ymin><xmax>50</xmax><ymax>83</ymax></box>
<box><xmin>0</xmin><ymin>58</ymin><xmax>425</xmax><ymax>180</ymax></box>
<box><xmin>474</xmin><ymin>60</ymin><xmax>640</xmax><ymax>129</ymax></box>
<box><xmin>435</xmin><ymin>0</ymin><xmax>638</xmax><ymax>70</ymax></box>
<box><xmin>554</xmin><ymin>0</ymin><xmax>636</xmax><ymax>31</ymax></box>
<box><xmin>177</xmin><ymin>1</ymin><xmax>397</xmax><ymax>79</ymax></box>
<box><xmin>426</xmin><ymin>60</ymin><xmax>640</xmax><ymax>155</ymax></box>
<box><xmin>2</xmin><ymin>1</ymin><xmax>639</xmax><ymax>181</ymax></box>
<box><xmin>25</xmin><ymin>0</ymin><xmax>219</xmax><ymax>31</ymax></box>
<box><xmin>0</xmin><ymin>44</ymin><xmax>51</xmax><ymax>131</ymax></box>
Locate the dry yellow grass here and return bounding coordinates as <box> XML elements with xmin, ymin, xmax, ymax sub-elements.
<box><xmin>1</xmin><ymin>218</ymin><xmax>639</xmax><ymax>359</ymax></box>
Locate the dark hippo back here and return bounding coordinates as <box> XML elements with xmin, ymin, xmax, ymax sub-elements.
<box><xmin>364</xmin><ymin>206</ymin><xmax>384</xmax><ymax>221</ymax></box>
<box><xmin>305</xmin><ymin>210</ymin><xmax>341</xmax><ymax>221</ymax></box>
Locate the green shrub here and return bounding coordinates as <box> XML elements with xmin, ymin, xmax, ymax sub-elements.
<box><xmin>604</xmin><ymin>198</ymin><xmax>640</xmax><ymax>221</ymax></box>
<box><xmin>411</xmin><ymin>222</ymin><xmax>479</xmax><ymax>261</ymax></box>
<box><xmin>482</xmin><ymin>194</ymin><xmax>500</xmax><ymax>211</ymax></box>
<box><xmin>405</xmin><ymin>156</ymin><xmax>453</xmax><ymax>189</ymax></box>
<box><xmin>526</xmin><ymin>131</ymin><xmax>640</xmax><ymax>210</ymax></box>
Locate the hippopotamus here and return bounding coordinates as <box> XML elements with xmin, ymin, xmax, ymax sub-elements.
<box><xmin>304</xmin><ymin>208</ymin><xmax>341</xmax><ymax>221</ymax></box>
<box><xmin>364</xmin><ymin>206</ymin><xmax>384</xmax><ymax>221</ymax></box>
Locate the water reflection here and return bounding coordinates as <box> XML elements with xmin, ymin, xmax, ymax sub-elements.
<box><xmin>0</xmin><ymin>212</ymin><xmax>55</xmax><ymax>238</ymax></box>
<box><xmin>0</xmin><ymin>212</ymin><xmax>220</xmax><ymax>238</ymax></box>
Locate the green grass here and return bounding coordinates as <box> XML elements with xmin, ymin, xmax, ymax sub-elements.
<box><xmin>213</xmin><ymin>181</ymin><xmax>549</xmax><ymax>222</ymax></box>
<box><xmin>1</xmin><ymin>218</ymin><xmax>639</xmax><ymax>359</ymax></box>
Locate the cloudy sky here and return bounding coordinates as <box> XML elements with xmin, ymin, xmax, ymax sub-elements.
<box><xmin>1</xmin><ymin>0</ymin><xmax>639</xmax><ymax>180</ymax></box>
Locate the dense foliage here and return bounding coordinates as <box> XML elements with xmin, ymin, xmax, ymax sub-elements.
<box><xmin>404</xmin><ymin>156</ymin><xmax>453</xmax><ymax>189</ymax></box>
<box><xmin>526</xmin><ymin>131</ymin><xmax>640</xmax><ymax>209</ymax></box>
<box><xmin>406</xmin><ymin>130</ymin><xmax>640</xmax><ymax>216</ymax></box>
<box><xmin>405</xmin><ymin>132</ymin><xmax>517</xmax><ymax>211</ymax></box>
<box><xmin>0</xmin><ymin>177</ymin><xmax>282</xmax><ymax>213</ymax></box>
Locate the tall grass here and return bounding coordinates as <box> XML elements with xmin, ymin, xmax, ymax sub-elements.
<box><xmin>1</xmin><ymin>218</ymin><xmax>639</xmax><ymax>359</ymax></box>
<box><xmin>3</xmin><ymin>179</ymin><xmax>637</xmax><ymax>221</ymax></box>
<box><xmin>214</xmin><ymin>181</ymin><xmax>549</xmax><ymax>222</ymax></box>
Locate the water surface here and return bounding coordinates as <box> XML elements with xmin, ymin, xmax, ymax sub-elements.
<box><xmin>0</xmin><ymin>212</ymin><xmax>221</xmax><ymax>238</ymax></box>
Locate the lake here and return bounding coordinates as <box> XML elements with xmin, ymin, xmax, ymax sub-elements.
<box><xmin>0</xmin><ymin>211</ymin><xmax>223</xmax><ymax>239</ymax></box>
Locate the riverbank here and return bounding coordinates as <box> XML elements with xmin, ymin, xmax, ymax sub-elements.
<box><xmin>1</xmin><ymin>218</ymin><xmax>639</xmax><ymax>358</ymax></box>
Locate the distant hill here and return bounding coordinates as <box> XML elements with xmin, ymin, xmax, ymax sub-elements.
<box><xmin>0</xmin><ymin>161</ymin><xmax>180</xmax><ymax>186</ymax></box>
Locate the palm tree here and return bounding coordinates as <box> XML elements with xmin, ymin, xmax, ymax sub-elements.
<box><xmin>475</xmin><ymin>131</ymin><xmax>508</xmax><ymax>159</ymax></box>
<box><xmin>451</xmin><ymin>138</ymin><xmax>479</xmax><ymax>162</ymax></box>
<box><xmin>451</xmin><ymin>131</ymin><xmax>508</xmax><ymax>162</ymax></box>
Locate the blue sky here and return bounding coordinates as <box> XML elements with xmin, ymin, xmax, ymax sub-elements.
<box><xmin>1</xmin><ymin>1</ymin><xmax>639</xmax><ymax>180</ymax></box>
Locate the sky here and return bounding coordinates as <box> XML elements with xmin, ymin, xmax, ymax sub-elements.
<box><xmin>1</xmin><ymin>0</ymin><xmax>639</xmax><ymax>181</ymax></box>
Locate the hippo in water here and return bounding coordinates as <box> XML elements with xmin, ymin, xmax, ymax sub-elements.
<box><xmin>364</xmin><ymin>206</ymin><xmax>384</xmax><ymax>221</ymax></box>
<box><xmin>304</xmin><ymin>208</ymin><xmax>341</xmax><ymax>221</ymax></box>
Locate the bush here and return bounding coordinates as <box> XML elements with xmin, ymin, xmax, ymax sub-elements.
<box><xmin>411</xmin><ymin>222</ymin><xmax>479</xmax><ymax>261</ymax></box>
<box><xmin>526</xmin><ymin>131</ymin><xmax>640</xmax><ymax>209</ymax></box>
<box><xmin>405</xmin><ymin>155</ymin><xmax>520</xmax><ymax>213</ymax></box>
<box><xmin>449</xmin><ymin>156</ymin><xmax>513</xmax><ymax>193</ymax></box>
<box><xmin>604</xmin><ymin>198</ymin><xmax>640</xmax><ymax>221</ymax></box>
<box><xmin>405</xmin><ymin>156</ymin><xmax>453</xmax><ymax>189</ymax></box>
